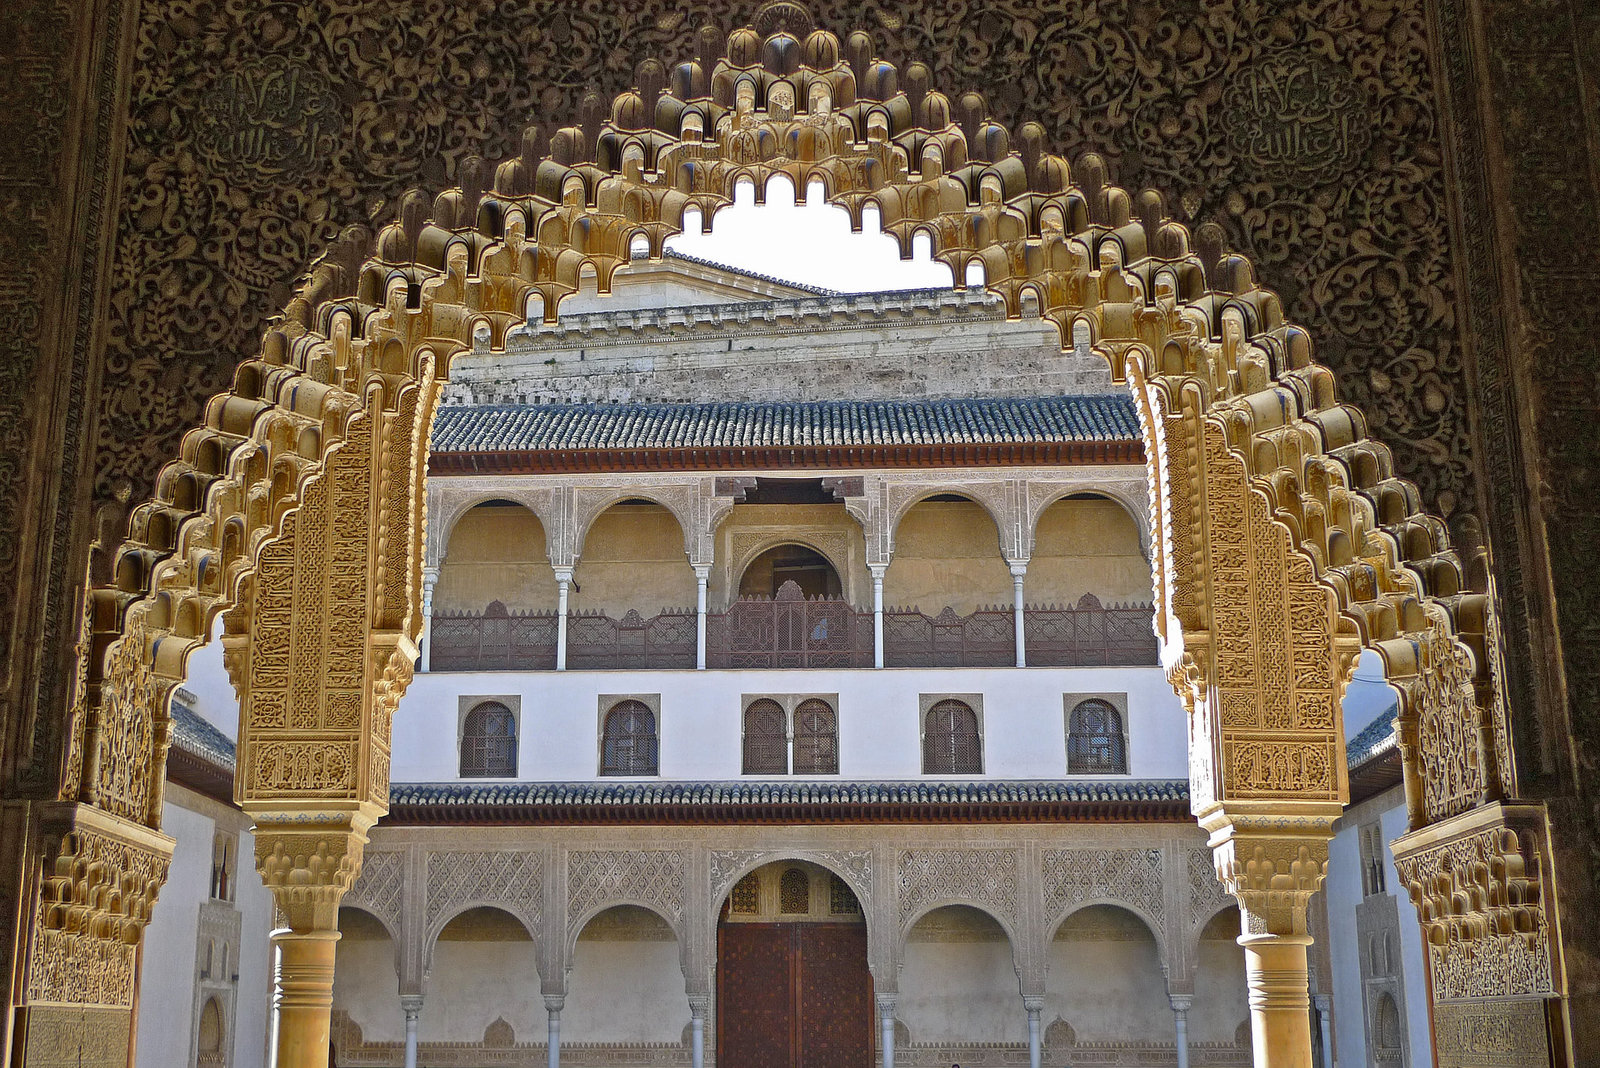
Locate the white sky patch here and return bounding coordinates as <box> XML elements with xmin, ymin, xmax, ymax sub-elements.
<box><xmin>666</xmin><ymin>176</ymin><xmax>955</xmax><ymax>293</ymax></box>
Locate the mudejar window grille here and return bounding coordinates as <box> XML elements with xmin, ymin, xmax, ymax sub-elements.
<box><xmin>601</xmin><ymin>700</ymin><xmax>659</xmax><ymax>776</ymax></box>
<box><xmin>923</xmin><ymin>699</ymin><xmax>982</xmax><ymax>774</ymax></box>
<box><xmin>460</xmin><ymin>701</ymin><xmax>518</xmax><ymax>777</ymax></box>
<box><xmin>742</xmin><ymin>699</ymin><xmax>789</xmax><ymax>775</ymax></box>
<box><xmin>1066</xmin><ymin>698</ymin><xmax>1127</xmax><ymax>774</ymax></box>
<box><xmin>793</xmin><ymin>698</ymin><xmax>839</xmax><ymax>774</ymax></box>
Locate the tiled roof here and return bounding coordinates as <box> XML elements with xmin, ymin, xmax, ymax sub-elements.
<box><xmin>1346</xmin><ymin>705</ymin><xmax>1398</xmax><ymax>770</ymax></box>
<box><xmin>381</xmin><ymin>778</ymin><xmax>1190</xmax><ymax>825</ymax></box>
<box><xmin>661</xmin><ymin>248</ymin><xmax>841</xmax><ymax>297</ymax></box>
<box><xmin>431</xmin><ymin>395</ymin><xmax>1140</xmax><ymax>454</ymax></box>
<box><xmin>170</xmin><ymin>701</ymin><xmax>236</xmax><ymax>770</ymax></box>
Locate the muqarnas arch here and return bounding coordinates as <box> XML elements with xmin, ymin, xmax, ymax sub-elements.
<box><xmin>30</xmin><ymin>6</ymin><xmax>1563</xmax><ymax>1068</ymax></box>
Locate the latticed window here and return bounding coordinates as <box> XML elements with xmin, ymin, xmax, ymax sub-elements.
<box><xmin>923</xmin><ymin>699</ymin><xmax>982</xmax><ymax>774</ymax></box>
<box><xmin>730</xmin><ymin>872</ymin><xmax>760</xmax><ymax>914</ymax></box>
<box><xmin>779</xmin><ymin>868</ymin><xmax>810</xmax><ymax>914</ymax></box>
<box><xmin>1067</xmin><ymin>698</ymin><xmax>1126</xmax><ymax>774</ymax></box>
<box><xmin>742</xmin><ymin>699</ymin><xmax>788</xmax><ymax>774</ymax></box>
<box><xmin>829</xmin><ymin>874</ymin><xmax>860</xmax><ymax>914</ymax></box>
<box><xmin>793</xmin><ymin>698</ymin><xmax>839</xmax><ymax>774</ymax></box>
<box><xmin>601</xmin><ymin>700</ymin><xmax>658</xmax><ymax>776</ymax></box>
<box><xmin>461</xmin><ymin>701</ymin><xmax>517</xmax><ymax>777</ymax></box>
<box><xmin>1374</xmin><ymin>992</ymin><xmax>1403</xmax><ymax>1053</ymax></box>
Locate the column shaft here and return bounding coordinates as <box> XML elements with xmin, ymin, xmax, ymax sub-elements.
<box><xmin>691</xmin><ymin>1010</ymin><xmax>705</xmax><ymax>1068</ymax></box>
<box><xmin>878</xmin><ymin>996</ymin><xmax>896</xmax><ymax>1068</ymax></box>
<box><xmin>401</xmin><ymin>998</ymin><xmax>422</xmax><ymax>1068</ymax></box>
<box><xmin>546</xmin><ymin>1001</ymin><xmax>562</xmax><ymax>1068</ymax></box>
<box><xmin>555</xmin><ymin>571</ymin><xmax>571</xmax><ymax>671</ymax></box>
<box><xmin>871</xmin><ymin>566</ymin><xmax>886</xmax><ymax>669</ymax></box>
<box><xmin>273</xmin><ymin>930</ymin><xmax>339</xmax><ymax>1068</ymax></box>
<box><xmin>419</xmin><ymin>567</ymin><xmax>438</xmax><ymax>672</ymax></box>
<box><xmin>695</xmin><ymin>567</ymin><xmax>709</xmax><ymax>670</ymax></box>
<box><xmin>1313</xmin><ymin>994</ymin><xmax>1333</xmax><ymax>1068</ymax></box>
<box><xmin>1170</xmin><ymin>996</ymin><xmax>1191</xmax><ymax>1068</ymax></box>
<box><xmin>1009</xmin><ymin>563</ymin><xmax>1027</xmax><ymax>667</ymax></box>
<box><xmin>1024</xmin><ymin>999</ymin><xmax>1042</xmax><ymax>1068</ymax></box>
<box><xmin>1243</xmin><ymin>937</ymin><xmax>1314</xmax><ymax>1068</ymax></box>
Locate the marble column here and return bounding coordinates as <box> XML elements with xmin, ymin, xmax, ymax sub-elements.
<box><xmin>545</xmin><ymin>994</ymin><xmax>564</xmax><ymax>1068</ymax></box>
<box><xmin>419</xmin><ymin>566</ymin><xmax>439</xmax><ymax>671</ymax></box>
<box><xmin>1169</xmin><ymin>994</ymin><xmax>1192</xmax><ymax>1068</ymax></box>
<box><xmin>877</xmin><ymin>994</ymin><xmax>897</xmax><ymax>1068</ymax></box>
<box><xmin>694</xmin><ymin>565</ymin><xmax>710</xmax><ymax>670</ymax></box>
<box><xmin>1242</xmin><ymin>937</ymin><xmax>1314</xmax><ymax>1068</ymax></box>
<box><xmin>870</xmin><ymin>563</ymin><xmax>887</xmax><ymax>668</ymax></box>
<box><xmin>688</xmin><ymin>994</ymin><xmax>708</xmax><ymax>1068</ymax></box>
<box><xmin>554</xmin><ymin>568</ymin><xmax>572</xmax><ymax>671</ymax></box>
<box><xmin>1009</xmin><ymin>561</ymin><xmax>1028</xmax><ymax>667</ymax></box>
<box><xmin>271</xmin><ymin>929</ymin><xmax>340</xmax><ymax>1068</ymax></box>
<box><xmin>400</xmin><ymin>995</ymin><xmax>423</xmax><ymax>1068</ymax></box>
<box><xmin>1023</xmin><ymin>995</ymin><xmax>1044</xmax><ymax>1068</ymax></box>
<box><xmin>1312</xmin><ymin>993</ymin><xmax>1333</xmax><ymax>1068</ymax></box>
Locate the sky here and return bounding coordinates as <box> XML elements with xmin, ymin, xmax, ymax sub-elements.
<box><xmin>665</xmin><ymin>176</ymin><xmax>955</xmax><ymax>293</ymax></box>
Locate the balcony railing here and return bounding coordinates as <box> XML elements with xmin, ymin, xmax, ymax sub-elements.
<box><xmin>430</xmin><ymin>593</ymin><xmax>1156</xmax><ymax>671</ymax></box>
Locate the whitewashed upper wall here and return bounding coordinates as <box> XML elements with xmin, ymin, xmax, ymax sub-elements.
<box><xmin>389</xmin><ymin>664</ymin><xmax>1186</xmax><ymax>784</ymax></box>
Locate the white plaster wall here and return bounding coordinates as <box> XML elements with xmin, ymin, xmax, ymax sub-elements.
<box><xmin>899</xmin><ymin>909</ymin><xmax>1022</xmax><ymax>1044</ymax></box>
<box><xmin>392</xmin><ymin>665</ymin><xmax>1185</xmax><ymax>782</ymax></box>
<box><xmin>232</xmin><ymin>825</ymin><xmax>275</xmax><ymax>1068</ymax></box>
<box><xmin>135</xmin><ymin>801</ymin><xmax>209</xmax><ymax>1068</ymax></box>
<box><xmin>1190</xmin><ymin>910</ymin><xmax>1249</xmax><ymax>1045</ymax></box>
<box><xmin>564</xmin><ymin>935</ymin><xmax>687</xmax><ymax>1043</ymax></box>
<box><xmin>421</xmin><ymin>941</ymin><xmax>542</xmax><ymax>1043</ymax></box>
<box><xmin>333</xmin><ymin>935</ymin><xmax>403</xmax><ymax>1042</ymax></box>
<box><xmin>136</xmin><ymin>788</ymin><xmax>274</xmax><ymax>1068</ymax></box>
<box><xmin>1325</xmin><ymin>788</ymin><xmax>1433</xmax><ymax>1068</ymax></box>
<box><xmin>1044</xmin><ymin>907</ymin><xmax>1169</xmax><ymax>1044</ymax></box>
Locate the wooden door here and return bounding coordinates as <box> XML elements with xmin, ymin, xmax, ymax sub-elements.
<box><xmin>717</xmin><ymin>922</ymin><xmax>872</xmax><ymax>1068</ymax></box>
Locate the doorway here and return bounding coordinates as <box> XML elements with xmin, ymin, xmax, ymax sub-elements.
<box><xmin>717</xmin><ymin>862</ymin><xmax>872</xmax><ymax>1068</ymax></box>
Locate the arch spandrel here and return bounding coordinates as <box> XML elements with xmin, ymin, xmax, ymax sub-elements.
<box><xmin>48</xmin><ymin>5</ymin><xmax>1552</xmax><ymax>1062</ymax></box>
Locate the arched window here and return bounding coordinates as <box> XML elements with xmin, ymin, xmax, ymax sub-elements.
<box><xmin>601</xmin><ymin>700</ymin><xmax>658</xmax><ymax>776</ymax></box>
<box><xmin>1067</xmin><ymin>698</ymin><xmax>1127</xmax><ymax>774</ymax></box>
<box><xmin>779</xmin><ymin>868</ymin><xmax>810</xmax><ymax>914</ymax></box>
<box><xmin>197</xmin><ymin>997</ymin><xmax>223</xmax><ymax>1065</ymax></box>
<box><xmin>923</xmin><ymin>699</ymin><xmax>982</xmax><ymax>774</ymax></box>
<box><xmin>730</xmin><ymin>872</ymin><xmax>760</xmax><ymax>914</ymax></box>
<box><xmin>1374</xmin><ymin>992</ymin><xmax>1402</xmax><ymax>1052</ymax></box>
<box><xmin>742</xmin><ymin>699</ymin><xmax>788</xmax><ymax>774</ymax></box>
<box><xmin>793</xmin><ymin>699</ymin><xmax>839</xmax><ymax>774</ymax></box>
<box><xmin>461</xmin><ymin>701</ymin><xmax>517</xmax><ymax>777</ymax></box>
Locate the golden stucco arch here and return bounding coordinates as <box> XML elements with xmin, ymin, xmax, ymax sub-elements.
<box><xmin>36</xmin><ymin>7</ymin><xmax>1559</xmax><ymax>1068</ymax></box>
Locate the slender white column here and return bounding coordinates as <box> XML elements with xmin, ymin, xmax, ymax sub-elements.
<box><xmin>1009</xmin><ymin>562</ymin><xmax>1028</xmax><ymax>667</ymax></box>
<box><xmin>419</xmin><ymin>566</ymin><xmax>439</xmax><ymax>672</ymax></box>
<box><xmin>877</xmin><ymin>994</ymin><xmax>897</xmax><ymax>1068</ymax></box>
<box><xmin>1170</xmin><ymin>994</ymin><xmax>1192</xmax><ymax>1068</ymax></box>
<box><xmin>554</xmin><ymin>568</ymin><xmax>572</xmax><ymax>671</ymax></box>
<box><xmin>870</xmin><ymin>563</ymin><xmax>887</xmax><ymax>668</ymax></box>
<box><xmin>545</xmin><ymin>995</ymin><xmax>564</xmax><ymax>1068</ymax></box>
<box><xmin>401</xmin><ymin>995</ymin><xmax>423</xmax><ymax>1068</ymax></box>
<box><xmin>694</xmin><ymin>565</ymin><xmax>710</xmax><ymax>670</ymax></box>
<box><xmin>1023</xmin><ymin>995</ymin><xmax>1044</xmax><ymax>1068</ymax></box>
<box><xmin>1313</xmin><ymin>993</ymin><xmax>1333</xmax><ymax>1068</ymax></box>
<box><xmin>688</xmin><ymin>994</ymin><xmax>708</xmax><ymax>1068</ymax></box>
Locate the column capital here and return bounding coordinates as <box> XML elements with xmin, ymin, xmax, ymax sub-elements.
<box><xmin>251</xmin><ymin>816</ymin><xmax>373</xmax><ymax>932</ymax></box>
<box><xmin>868</xmin><ymin>562</ymin><xmax>888</xmax><ymax>579</ymax></box>
<box><xmin>421</xmin><ymin>564</ymin><xmax>440</xmax><ymax>583</ymax></box>
<box><xmin>1169</xmin><ymin>994</ymin><xmax>1193</xmax><ymax>1014</ymax></box>
<box><xmin>1021</xmin><ymin>994</ymin><xmax>1045</xmax><ymax>1014</ymax></box>
<box><xmin>1200</xmin><ymin>807</ymin><xmax>1336</xmax><ymax>941</ymax></box>
<box><xmin>401</xmin><ymin>994</ymin><xmax>424</xmax><ymax>1017</ymax></box>
<box><xmin>543</xmin><ymin>994</ymin><xmax>566</xmax><ymax>1014</ymax></box>
<box><xmin>687</xmin><ymin>993</ymin><xmax>710</xmax><ymax>1015</ymax></box>
<box><xmin>1008</xmin><ymin>560</ymin><xmax>1029</xmax><ymax>577</ymax></box>
<box><xmin>553</xmin><ymin>567</ymin><xmax>574</xmax><ymax>583</ymax></box>
<box><xmin>692</xmin><ymin>563</ymin><xmax>711</xmax><ymax>580</ymax></box>
<box><xmin>875</xmin><ymin>993</ymin><xmax>897</xmax><ymax>1014</ymax></box>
